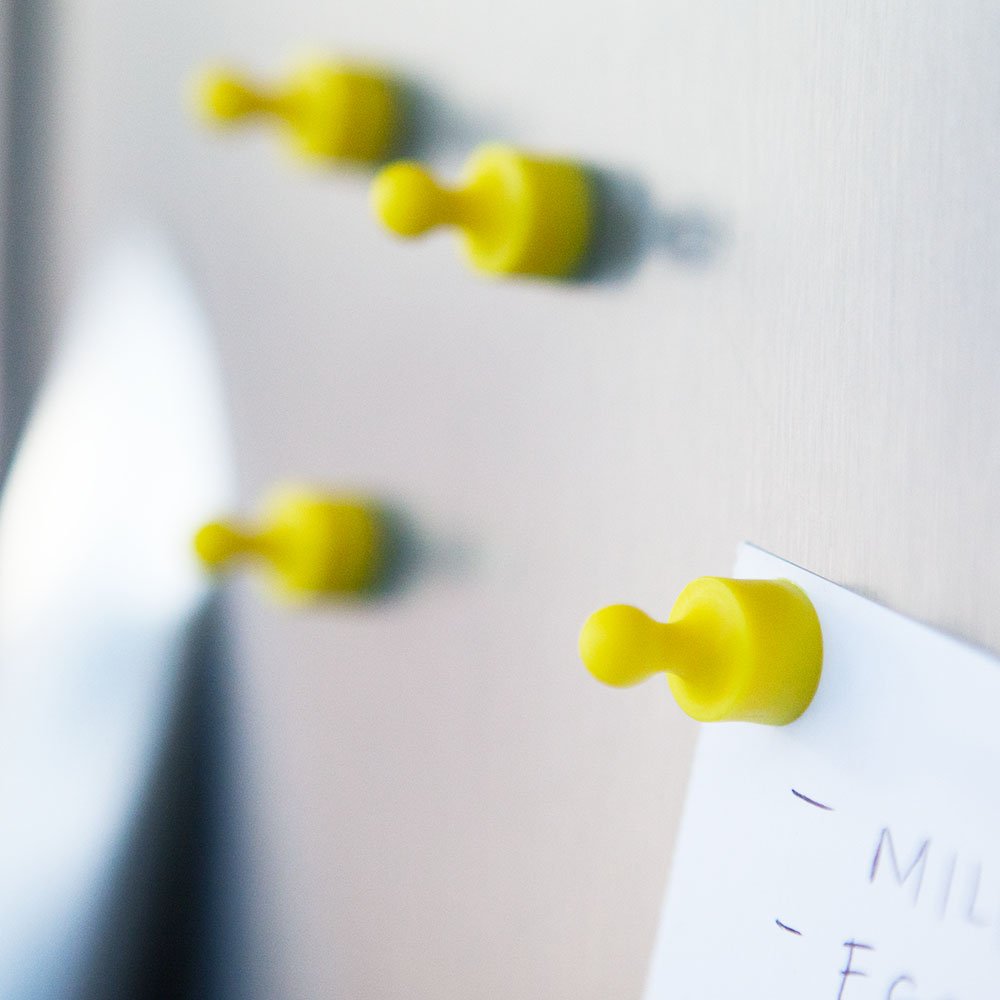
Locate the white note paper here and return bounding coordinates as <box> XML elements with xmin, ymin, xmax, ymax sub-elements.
<box><xmin>644</xmin><ymin>545</ymin><xmax>1000</xmax><ymax>1000</ymax></box>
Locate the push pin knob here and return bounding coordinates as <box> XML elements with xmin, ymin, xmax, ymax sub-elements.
<box><xmin>194</xmin><ymin>486</ymin><xmax>384</xmax><ymax>600</ymax></box>
<box><xmin>579</xmin><ymin>577</ymin><xmax>823</xmax><ymax>725</ymax></box>
<box><xmin>371</xmin><ymin>144</ymin><xmax>592</xmax><ymax>278</ymax></box>
<box><xmin>191</xmin><ymin>60</ymin><xmax>398</xmax><ymax>163</ymax></box>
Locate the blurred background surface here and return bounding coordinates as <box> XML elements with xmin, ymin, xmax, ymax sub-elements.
<box><xmin>3</xmin><ymin>4</ymin><xmax>1000</xmax><ymax>999</ymax></box>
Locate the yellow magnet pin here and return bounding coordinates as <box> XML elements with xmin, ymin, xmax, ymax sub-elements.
<box><xmin>194</xmin><ymin>485</ymin><xmax>384</xmax><ymax>600</ymax></box>
<box><xmin>579</xmin><ymin>577</ymin><xmax>823</xmax><ymax>725</ymax></box>
<box><xmin>191</xmin><ymin>59</ymin><xmax>398</xmax><ymax>164</ymax></box>
<box><xmin>371</xmin><ymin>144</ymin><xmax>592</xmax><ymax>278</ymax></box>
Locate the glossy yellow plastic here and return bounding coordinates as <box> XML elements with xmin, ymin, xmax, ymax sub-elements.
<box><xmin>579</xmin><ymin>577</ymin><xmax>823</xmax><ymax>725</ymax></box>
<box><xmin>193</xmin><ymin>486</ymin><xmax>383</xmax><ymax>599</ymax></box>
<box><xmin>191</xmin><ymin>60</ymin><xmax>398</xmax><ymax>163</ymax></box>
<box><xmin>371</xmin><ymin>144</ymin><xmax>592</xmax><ymax>277</ymax></box>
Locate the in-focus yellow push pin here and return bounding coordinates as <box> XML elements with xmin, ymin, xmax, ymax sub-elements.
<box><xmin>193</xmin><ymin>486</ymin><xmax>384</xmax><ymax>600</ymax></box>
<box><xmin>371</xmin><ymin>144</ymin><xmax>592</xmax><ymax>278</ymax></box>
<box><xmin>579</xmin><ymin>577</ymin><xmax>823</xmax><ymax>725</ymax></box>
<box><xmin>191</xmin><ymin>60</ymin><xmax>398</xmax><ymax>163</ymax></box>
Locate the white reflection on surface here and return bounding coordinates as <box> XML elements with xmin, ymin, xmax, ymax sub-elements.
<box><xmin>0</xmin><ymin>230</ymin><xmax>233</xmax><ymax>998</ymax></box>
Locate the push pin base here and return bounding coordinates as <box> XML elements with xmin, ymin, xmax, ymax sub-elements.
<box><xmin>282</xmin><ymin>63</ymin><xmax>397</xmax><ymax>163</ymax></box>
<box><xmin>460</xmin><ymin>146</ymin><xmax>591</xmax><ymax>276</ymax></box>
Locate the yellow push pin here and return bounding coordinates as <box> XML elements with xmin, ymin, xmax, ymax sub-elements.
<box><xmin>579</xmin><ymin>577</ymin><xmax>823</xmax><ymax>725</ymax></box>
<box><xmin>193</xmin><ymin>486</ymin><xmax>384</xmax><ymax>600</ymax></box>
<box><xmin>371</xmin><ymin>144</ymin><xmax>592</xmax><ymax>278</ymax></box>
<box><xmin>191</xmin><ymin>60</ymin><xmax>398</xmax><ymax>163</ymax></box>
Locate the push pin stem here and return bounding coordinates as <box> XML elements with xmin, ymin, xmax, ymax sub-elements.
<box><xmin>194</xmin><ymin>520</ymin><xmax>276</xmax><ymax>569</ymax></box>
<box><xmin>196</xmin><ymin>73</ymin><xmax>273</xmax><ymax>121</ymax></box>
<box><xmin>581</xmin><ymin>606</ymin><xmax>713</xmax><ymax>687</ymax></box>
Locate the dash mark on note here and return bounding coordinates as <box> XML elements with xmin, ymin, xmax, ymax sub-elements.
<box><xmin>775</xmin><ymin>919</ymin><xmax>802</xmax><ymax>936</ymax></box>
<box><xmin>792</xmin><ymin>789</ymin><xmax>833</xmax><ymax>811</ymax></box>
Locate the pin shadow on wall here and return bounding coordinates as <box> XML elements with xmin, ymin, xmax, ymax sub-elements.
<box><xmin>578</xmin><ymin>168</ymin><xmax>726</xmax><ymax>283</ymax></box>
<box><xmin>392</xmin><ymin>78</ymin><xmax>512</xmax><ymax>162</ymax></box>
<box><xmin>376</xmin><ymin>504</ymin><xmax>476</xmax><ymax>600</ymax></box>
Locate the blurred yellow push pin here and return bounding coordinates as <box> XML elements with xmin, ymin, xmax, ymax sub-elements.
<box><xmin>194</xmin><ymin>486</ymin><xmax>384</xmax><ymax>600</ymax></box>
<box><xmin>579</xmin><ymin>577</ymin><xmax>823</xmax><ymax>725</ymax></box>
<box><xmin>371</xmin><ymin>144</ymin><xmax>592</xmax><ymax>278</ymax></box>
<box><xmin>191</xmin><ymin>60</ymin><xmax>398</xmax><ymax>163</ymax></box>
